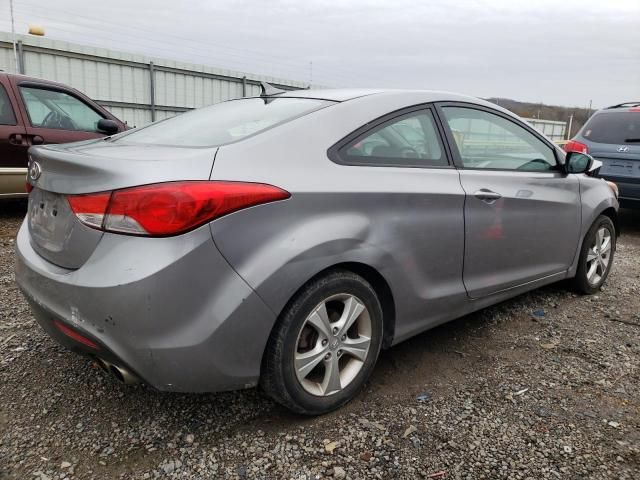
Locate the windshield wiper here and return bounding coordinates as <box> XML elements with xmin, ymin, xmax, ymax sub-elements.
<box><xmin>624</xmin><ymin>138</ymin><xmax>640</xmax><ymax>142</ymax></box>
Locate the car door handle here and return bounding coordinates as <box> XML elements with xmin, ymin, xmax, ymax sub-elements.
<box><xmin>8</xmin><ymin>133</ymin><xmax>26</xmax><ymax>145</ymax></box>
<box><xmin>474</xmin><ymin>189</ymin><xmax>502</xmax><ymax>203</ymax></box>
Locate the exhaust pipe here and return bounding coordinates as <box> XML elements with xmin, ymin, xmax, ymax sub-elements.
<box><xmin>108</xmin><ymin>363</ymin><xmax>139</xmax><ymax>385</ymax></box>
<box><xmin>94</xmin><ymin>358</ymin><xmax>139</xmax><ymax>385</ymax></box>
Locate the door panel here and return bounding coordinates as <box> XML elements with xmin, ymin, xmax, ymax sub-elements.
<box><xmin>436</xmin><ymin>103</ymin><xmax>581</xmax><ymax>298</ymax></box>
<box><xmin>459</xmin><ymin>170</ymin><xmax>580</xmax><ymax>297</ymax></box>
<box><xmin>15</xmin><ymin>84</ymin><xmax>106</xmax><ymax>146</ymax></box>
<box><xmin>0</xmin><ymin>78</ymin><xmax>28</xmax><ymax>169</ymax></box>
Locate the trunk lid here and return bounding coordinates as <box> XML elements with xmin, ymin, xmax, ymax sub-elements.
<box><xmin>27</xmin><ymin>139</ymin><xmax>217</xmax><ymax>269</ymax></box>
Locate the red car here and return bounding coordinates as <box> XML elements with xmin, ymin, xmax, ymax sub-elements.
<box><xmin>0</xmin><ymin>72</ymin><xmax>127</xmax><ymax>197</ymax></box>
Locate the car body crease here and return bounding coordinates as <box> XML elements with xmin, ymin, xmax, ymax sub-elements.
<box><xmin>207</xmin><ymin>146</ymin><xmax>279</xmax><ymax>318</ymax></box>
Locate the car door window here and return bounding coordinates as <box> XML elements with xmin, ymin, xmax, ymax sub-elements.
<box><xmin>340</xmin><ymin>110</ymin><xmax>447</xmax><ymax>167</ymax></box>
<box><xmin>20</xmin><ymin>86</ymin><xmax>104</xmax><ymax>132</ymax></box>
<box><xmin>0</xmin><ymin>84</ymin><xmax>17</xmax><ymax>125</ymax></box>
<box><xmin>442</xmin><ymin>106</ymin><xmax>556</xmax><ymax>171</ymax></box>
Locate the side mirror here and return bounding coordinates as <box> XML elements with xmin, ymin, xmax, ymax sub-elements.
<box><xmin>97</xmin><ymin>118</ymin><xmax>120</xmax><ymax>135</ymax></box>
<box><xmin>565</xmin><ymin>151</ymin><xmax>598</xmax><ymax>174</ymax></box>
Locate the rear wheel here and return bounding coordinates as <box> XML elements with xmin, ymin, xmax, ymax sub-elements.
<box><xmin>261</xmin><ymin>270</ymin><xmax>383</xmax><ymax>415</ymax></box>
<box><xmin>572</xmin><ymin>215</ymin><xmax>616</xmax><ymax>294</ymax></box>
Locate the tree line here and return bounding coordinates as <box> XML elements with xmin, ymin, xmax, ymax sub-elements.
<box><xmin>486</xmin><ymin>97</ymin><xmax>594</xmax><ymax>138</ymax></box>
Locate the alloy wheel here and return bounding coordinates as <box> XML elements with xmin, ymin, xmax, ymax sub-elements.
<box><xmin>294</xmin><ymin>293</ymin><xmax>372</xmax><ymax>396</ymax></box>
<box><xmin>585</xmin><ymin>226</ymin><xmax>612</xmax><ymax>286</ymax></box>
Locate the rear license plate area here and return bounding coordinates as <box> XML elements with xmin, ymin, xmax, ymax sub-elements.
<box><xmin>28</xmin><ymin>189</ymin><xmax>70</xmax><ymax>248</ymax></box>
<box><xmin>600</xmin><ymin>159</ymin><xmax>640</xmax><ymax>178</ymax></box>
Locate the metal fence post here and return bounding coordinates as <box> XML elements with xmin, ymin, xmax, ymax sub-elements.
<box><xmin>242</xmin><ymin>76</ymin><xmax>247</xmax><ymax>97</ymax></box>
<box><xmin>16</xmin><ymin>40</ymin><xmax>25</xmax><ymax>74</ymax></box>
<box><xmin>149</xmin><ymin>61</ymin><xmax>156</xmax><ymax>122</ymax></box>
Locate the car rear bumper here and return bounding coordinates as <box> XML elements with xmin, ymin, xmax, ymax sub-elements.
<box><xmin>14</xmin><ymin>218</ymin><xmax>276</xmax><ymax>392</ymax></box>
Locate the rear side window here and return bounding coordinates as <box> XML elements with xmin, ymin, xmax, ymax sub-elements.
<box><xmin>0</xmin><ymin>84</ymin><xmax>17</xmax><ymax>126</ymax></box>
<box><xmin>117</xmin><ymin>97</ymin><xmax>331</xmax><ymax>147</ymax></box>
<box><xmin>20</xmin><ymin>86</ymin><xmax>105</xmax><ymax>132</ymax></box>
<box><xmin>582</xmin><ymin>112</ymin><xmax>640</xmax><ymax>144</ymax></box>
<box><xmin>337</xmin><ymin>109</ymin><xmax>447</xmax><ymax>167</ymax></box>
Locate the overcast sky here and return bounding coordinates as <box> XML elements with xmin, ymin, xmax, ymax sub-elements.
<box><xmin>2</xmin><ymin>0</ymin><xmax>639</xmax><ymax>108</ymax></box>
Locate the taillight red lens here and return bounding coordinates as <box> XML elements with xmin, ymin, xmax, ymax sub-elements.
<box><xmin>564</xmin><ymin>140</ymin><xmax>589</xmax><ymax>154</ymax></box>
<box><xmin>25</xmin><ymin>182</ymin><xmax>33</xmax><ymax>193</ymax></box>
<box><xmin>67</xmin><ymin>181</ymin><xmax>290</xmax><ymax>236</ymax></box>
<box><xmin>67</xmin><ymin>192</ymin><xmax>112</xmax><ymax>229</ymax></box>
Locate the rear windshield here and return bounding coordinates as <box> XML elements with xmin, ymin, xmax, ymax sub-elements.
<box><xmin>582</xmin><ymin>111</ymin><xmax>640</xmax><ymax>144</ymax></box>
<box><xmin>117</xmin><ymin>97</ymin><xmax>331</xmax><ymax>147</ymax></box>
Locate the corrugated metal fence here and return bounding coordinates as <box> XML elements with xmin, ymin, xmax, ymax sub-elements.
<box><xmin>0</xmin><ymin>32</ymin><xmax>308</xmax><ymax>127</ymax></box>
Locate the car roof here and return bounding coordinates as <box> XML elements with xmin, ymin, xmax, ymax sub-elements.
<box><xmin>599</xmin><ymin>102</ymin><xmax>640</xmax><ymax>113</ymax></box>
<box><xmin>275</xmin><ymin>88</ymin><xmax>512</xmax><ymax>118</ymax></box>
<box><xmin>279</xmin><ymin>88</ymin><xmax>497</xmax><ymax>106</ymax></box>
<box><xmin>0</xmin><ymin>71</ymin><xmax>75</xmax><ymax>89</ymax></box>
<box><xmin>279</xmin><ymin>88</ymin><xmax>384</xmax><ymax>101</ymax></box>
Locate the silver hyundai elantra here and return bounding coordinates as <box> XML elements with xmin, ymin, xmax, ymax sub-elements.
<box><xmin>15</xmin><ymin>86</ymin><xmax>618</xmax><ymax>414</ymax></box>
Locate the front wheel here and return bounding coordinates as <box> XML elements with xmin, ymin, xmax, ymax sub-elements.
<box><xmin>572</xmin><ymin>215</ymin><xmax>616</xmax><ymax>294</ymax></box>
<box><xmin>260</xmin><ymin>270</ymin><xmax>384</xmax><ymax>415</ymax></box>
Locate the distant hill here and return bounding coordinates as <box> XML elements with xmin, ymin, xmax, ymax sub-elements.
<box><xmin>486</xmin><ymin>98</ymin><xmax>594</xmax><ymax>138</ymax></box>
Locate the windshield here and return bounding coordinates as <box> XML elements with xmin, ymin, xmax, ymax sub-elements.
<box><xmin>582</xmin><ymin>111</ymin><xmax>640</xmax><ymax>144</ymax></box>
<box><xmin>117</xmin><ymin>97</ymin><xmax>332</xmax><ymax>147</ymax></box>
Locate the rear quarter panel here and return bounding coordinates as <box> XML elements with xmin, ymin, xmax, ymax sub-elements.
<box><xmin>208</xmin><ymin>94</ymin><xmax>469</xmax><ymax>344</ymax></box>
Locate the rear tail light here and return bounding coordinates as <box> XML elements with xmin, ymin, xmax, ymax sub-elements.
<box><xmin>25</xmin><ymin>182</ymin><xmax>33</xmax><ymax>193</ymax></box>
<box><xmin>67</xmin><ymin>181</ymin><xmax>290</xmax><ymax>236</ymax></box>
<box><xmin>564</xmin><ymin>140</ymin><xmax>589</xmax><ymax>154</ymax></box>
<box><xmin>67</xmin><ymin>192</ymin><xmax>111</xmax><ymax>229</ymax></box>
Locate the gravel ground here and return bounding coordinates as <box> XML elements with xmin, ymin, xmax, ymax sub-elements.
<box><xmin>1</xmin><ymin>200</ymin><xmax>639</xmax><ymax>480</ymax></box>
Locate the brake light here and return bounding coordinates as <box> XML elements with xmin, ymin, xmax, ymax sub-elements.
<box><xmin>564</xmin><ymin>140</ymin><xmax>589</xmax><ymax>154</ymax></box>
<box><xmin>25</xmin><ymin>182</ymin><xmax>33</xmax><ymax>193</ymax></box>
<box><xmin>67</xmin><ymin>192</ymin><xmax>111</xmax><ymax>229</ymax></box>
<box><xmin>67</xmin><ymin>181</ymin><xmax>290</xmax><ymax>236</ymax></box>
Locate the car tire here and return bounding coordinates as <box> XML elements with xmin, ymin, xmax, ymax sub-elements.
<box><xmin>260</xmin><ymin>270</ymin><xmax>384</xmax><ymax>415</ymax></box>
<box><xmin>572</xmin><ymin>214</ymin><xmax>616</xmax><ymax>294</ymax></box>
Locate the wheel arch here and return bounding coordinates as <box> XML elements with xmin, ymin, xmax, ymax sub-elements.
<box><xmin>268</xmin><ymin>262</ymin><xmax>397</xmax><ymax>352</ymax></box>
<box><xmin>600</xmin><ymin>206</ymin><xmax>619</xmax><ymax>237</ymax></box>
<box><xmin>330</xmin><ymin>262</ymin><xmax>396</xmax><ymax>349</ymax></box>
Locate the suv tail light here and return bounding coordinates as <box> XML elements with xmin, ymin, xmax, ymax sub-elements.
<box><xmin>67</xmin><ymin>181</ymin><xmax>290</xmax><ymax>236</ymax></box>
<box><xmin>564</xmin><ymin>140</ymin><xmax>589</xmax><ymax>154</ymax></box>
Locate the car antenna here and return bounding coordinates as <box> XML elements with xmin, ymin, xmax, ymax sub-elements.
<box><xmin>260</xmin><ymin>82</ymin><xmax>286</xmax><ymax>97</ymax></box>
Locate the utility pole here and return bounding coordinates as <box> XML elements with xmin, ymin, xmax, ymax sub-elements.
<box><xmin>10</xmin><ymin>0</ymin><xmax>18</xmax><ymax>72</ymax></box>
<box><xmin>567</xmin><ymin>114</ymin><xmax>573</xmax><ymax>140</ymax></box>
